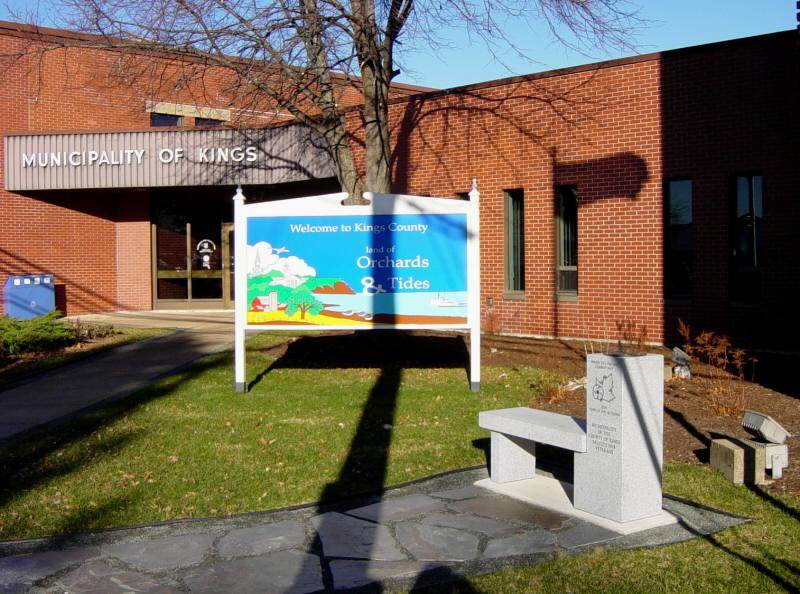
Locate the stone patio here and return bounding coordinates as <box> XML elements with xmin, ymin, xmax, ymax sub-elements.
<box><xmin>0</xmin><ymin>468</ymin><xmax>745</xmax><ymax>593</ymax></box>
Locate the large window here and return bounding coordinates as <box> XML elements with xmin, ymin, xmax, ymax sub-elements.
<box><xmin>504</xmin><ymin>189</ymin><xmax>525</xmax><ymax>293</ymax></box>
<box><xmin>731</xmin><ymin>175</ymin><xmax>763</xmax><ymax>302</ymax></box>
<box><xmin>665</xmin><ymin>180</ymin><xmax>693</xmax><ymax>298</ymax></box>
<box><xmin>556</xmin><ymin>186</ymin><xmax>578</xmax><ymax>295</ymax></box>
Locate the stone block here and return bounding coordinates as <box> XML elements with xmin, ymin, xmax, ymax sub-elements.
<box><xmin>574</xmin><ymin>353</ymin><xmax>664</xmax><ymax>523</ymax></box>
<box><xmin>729</xmin><ymin>437</ymin><xmax>767</xmax><ymax>485</ymax></box>
<box><xmin>764</xmin><ymin>443</ymin><xmax>789</xmax><ymax>479</ymax></box>
<box><xmin>479</xmin><ymin>407</ymin><xmax>587</xmax><ymax>452</ymax></box>
<box><xmin>710</xmin><ymin>439</ymin><xmax>744</xmax><ymax>485</ymax></box>
<box><xmin>489</xmin><ymin>432</ymin><xmax>537</xmax><ymax>483</ymax></box>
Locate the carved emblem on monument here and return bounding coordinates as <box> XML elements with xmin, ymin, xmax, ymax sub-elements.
<box><xmin>591</xmin><ymin>373</ymin><xmax>616</xmax><ymax>403</ymax></box>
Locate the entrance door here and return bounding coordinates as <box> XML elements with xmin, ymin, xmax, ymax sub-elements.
<box><xmin>152</xmin><ymin>194</ymin><xmax>233</xmax><ymax>309</ymax></box>
<box><xmin>222</xmin><ymin>222</ymin><xmax>235</xmax><ymax>309</ymax></box>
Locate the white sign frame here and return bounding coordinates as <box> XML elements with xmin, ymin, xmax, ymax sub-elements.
<box><xmin>233</xmin><ymin>183</ymin><xmax>481</xmax><ymax>392</ymax></box>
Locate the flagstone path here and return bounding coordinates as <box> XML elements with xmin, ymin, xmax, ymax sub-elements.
<box><xmin>0</xmin><ymin>468</ymin><xmax>744</xmax><ymax>593</ymax></box>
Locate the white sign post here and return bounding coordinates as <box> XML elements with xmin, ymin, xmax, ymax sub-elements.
<box><xmin>233</xmin><ymin>184</ymin><xmax>481</xmax><ymax>393</ymax></box>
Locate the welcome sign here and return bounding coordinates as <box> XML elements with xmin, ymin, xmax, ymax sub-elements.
<box><xmin>245</xmin><ymin>212</ymin><xmax>467</xmax><ymax>327</ymax></box>
<box><xmin>233</xmin><ymin>188</ymin><xmax>482</xmax><ymax>391</ymax></box>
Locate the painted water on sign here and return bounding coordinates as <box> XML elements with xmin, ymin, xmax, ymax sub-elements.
<box><xmin>323</xmin><ymin>292</ymin><xmax>468</xmax><ymax>318</ymax></box>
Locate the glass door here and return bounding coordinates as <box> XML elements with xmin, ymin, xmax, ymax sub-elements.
<box><xmin>222</xmin><ymin>223</ymin><xmax>235</xmax><ymax>309</ymax></box>
<box><xmin>153</xmin><ymin>194</ymin><xmax>232</xmax><ymax>309</ymax></box>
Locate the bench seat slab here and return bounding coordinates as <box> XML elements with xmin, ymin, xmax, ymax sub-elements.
<box><xmin>479</xmin><ymin>407</ymin><xmax>587</xmax><ymax>453</ymax></box>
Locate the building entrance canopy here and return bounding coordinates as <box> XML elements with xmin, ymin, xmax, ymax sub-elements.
<box><xmin>4</xmin><ymin>124</ymin><xmax>335</xmax><ymax>191</ymax></box>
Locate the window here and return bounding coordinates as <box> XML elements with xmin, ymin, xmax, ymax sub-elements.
<box><xmin>504</xmin><ymin>189</ymin><xmax>525</xmax><ymax>293</ymax></box>
<box><xmin>150</xmin><ymin>113</ymin><xmax>182</xmax><ymax>127</ymax></box>
<box><xmin>556</xmin><ymin>186</ymin><xmax>578</xmax><ymax>294</ymax></box>
<box><xmin>731</xmin><ymin>175</ymin><xmax>763</xmax><ymax>302</ymax></box>
<box><xmin>665</xmin><ymin>180</ymin><xmax>692</xmax><ymax>298</ymax></box>
<box><xmin>195</xmin><ymin>117</ymin><xmax>224</xmax><ymax>127</ymax></box>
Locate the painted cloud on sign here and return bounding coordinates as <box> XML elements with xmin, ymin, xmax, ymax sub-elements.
<box><xmin>247</xmin><ymin>241</ymin><xmax>316</xmax><ymax>282</ymax></box>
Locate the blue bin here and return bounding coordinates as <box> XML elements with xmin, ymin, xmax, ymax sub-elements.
<box><xmin>4</xmin><ymin>275</ymin><xmax>56</xmax><ymax>320</ymax></box>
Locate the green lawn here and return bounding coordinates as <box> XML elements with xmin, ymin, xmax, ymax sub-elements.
<box><xmin>0</xmin><ymin>331</ymin><xmax>798</xmax><ymax>592</ymax></box>
<box><xmin>0</xmin><ymin>332</ymin><xmax>559</xmax><ymax>539</ymax></box>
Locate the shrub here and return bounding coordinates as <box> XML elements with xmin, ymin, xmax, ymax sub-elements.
<box><xmin>0</xmin><ymin>312</ymin><xmax>78</xmax><ymax>358</ymax></box>
<box><xmin>677</xmin><ymin>319</ymin><xmax>755</xmax><ymax>417</ymax></box>
<box><xmin>68</xmin><ymin>319</ymin><xmax>118</xmax><ymax>341</ymax></box>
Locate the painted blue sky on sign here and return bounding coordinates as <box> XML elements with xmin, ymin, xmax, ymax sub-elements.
<box><xmin>247</xmin><ymin>213</ymin><xmax>467</xmax><ymax>294</ymax></box>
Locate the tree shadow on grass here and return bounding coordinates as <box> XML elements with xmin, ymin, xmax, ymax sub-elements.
<box><xmin>676</xmin><ymin>517</ymin><xmax>799</xmax><ymax>591</ymax></box>
<box><xmin>0</xmin><ymin>353</ymin><xmax>225</xmax><ymax>543</ymax></box>
<box><xmin>745</xmin><ymin>484</ymin><xmax>800</xmax><ymax>524</ymax></box>
<box><xmin>249</xmin><ymin>330</ymin><xmax>469</xmax><ymax>390</ymax></box>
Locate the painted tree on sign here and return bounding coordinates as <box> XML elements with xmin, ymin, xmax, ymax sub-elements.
<box><xmin>285</xmin><ymin>286</ymin><xmax>323</xmax><ymax>320</ymax></box>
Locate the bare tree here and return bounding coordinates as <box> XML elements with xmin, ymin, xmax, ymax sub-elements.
<box><xmin>23</xmin><ymin>0</ymin><xmax>641</xmax><ymax>200</ymax></box>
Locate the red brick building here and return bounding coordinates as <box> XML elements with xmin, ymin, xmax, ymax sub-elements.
<box><xmin>1</xmin><ymin>21</ymin><xmax>797</xmax><ymax>347</ymax></box>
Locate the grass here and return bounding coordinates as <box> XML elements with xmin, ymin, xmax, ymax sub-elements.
<box><xmin>0</xmin><ymin>332</ymin><xmax>559</xmax><ymax>539</ymax></box>
<box><xmin>0</xmin><ymin>327</ymin><xmax>167</xmax><ymax>388</ymax></box>
<box><xmin>0</xmin><ymin>330</ymin><xmax>798</xmax><ymax>592</ymax></box>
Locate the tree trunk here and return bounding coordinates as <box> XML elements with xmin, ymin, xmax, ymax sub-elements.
<box><xmin>360</xmin><ymin>61</ymin><xmax>392</xmax><ymax>194</ymax></box>
<box><xmin>319</xmin><ymin>119</ymin><xmax>366</xmax><ymax>204</ymax></box>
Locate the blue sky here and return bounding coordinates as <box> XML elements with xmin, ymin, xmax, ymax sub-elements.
<box><xmin>1</xmin><ymin>1</ymin><xmax>793</xmax><ymax>89</ymax></box>
<box><xmin>396</xmin><ymin>1</ymin><xmax>794</xmax><ymax>89</ymax></box>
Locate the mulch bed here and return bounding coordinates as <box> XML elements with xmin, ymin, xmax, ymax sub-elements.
<box><xmin>482</xmin><ymin>334</ymin><xmax>800</xmax><ymax>498</ymax></box>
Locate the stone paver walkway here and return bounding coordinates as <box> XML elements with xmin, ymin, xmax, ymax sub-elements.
<box><xmin>0</xmin><ymin>313</ymin><xmax>233</xmax><ymax>443</ymax></box>
<box><xmin>0</xmin><ymin>468</ymin><xmax>745</xmax><ymax>593</ymax></box>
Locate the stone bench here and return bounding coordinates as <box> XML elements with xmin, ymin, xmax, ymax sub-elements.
<box><xmin>479</xmin><ymin>353</ymin><xmax>665</xmax><ymax>523</ymax></box>
<box><xmin>478</xmin><ymin>407</ymin><xmax>587</xmax><ymax>483</ymax></box>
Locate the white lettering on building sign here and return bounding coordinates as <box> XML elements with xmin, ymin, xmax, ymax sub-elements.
<box><xmin>20</xmin><ymin>146</ymin><xmax>260</xmax><ymax>168</ymax></box>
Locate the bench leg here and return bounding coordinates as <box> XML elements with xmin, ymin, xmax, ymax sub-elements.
<box><xmin>490</xmin><ymin>432</ymin><xmax>537</xmax><ymax>483</ymax></box>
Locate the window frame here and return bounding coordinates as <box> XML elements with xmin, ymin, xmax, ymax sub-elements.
<box><xmin>555</xmin><ymin>185</ymin><xmax>578</xmax><ymax>298</ymax></box>
<box><xmin>664</xmin><ymin>178</ymin><xmax>693</xmax><ymax>301</ymax></box>
<box><xmin>150</xmin><ymin>112</ymin><xmax>183</xmax><ymax>127</ymax></box>
<box><xmin>194</xmin><ymin>117</ymin><xmax>225</xmax><ymax>127</ymax></box>
<box><xmin>730</xmin><ymin>173</ymin><xmax>764</xmax><ymax>304</ymax></box>
<box><xmin>503</xmin><ymin>189</ymin><xmax>525</xmax><ymax>298</ymax></box>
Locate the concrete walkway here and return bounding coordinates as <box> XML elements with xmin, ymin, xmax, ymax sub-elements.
<box><xmin>0</xmin><ymin>311</ymin><xmax>234</xmax><ymax>444</ymax></box>
<box><xmin>0</xmin><ymin>468</ymin><xmax>744</xmax><ymax>593</ymax></box>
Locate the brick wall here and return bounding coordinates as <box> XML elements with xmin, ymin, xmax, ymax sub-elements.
<box><xmin>360</xmin><ymin>59</ymin><xmax>665</xmax><ymax>342</ymax></box>
<box><xmin>660</xmin><ymin>34</ymin><xmax>800</xmax><ymax>348</ymax></box>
